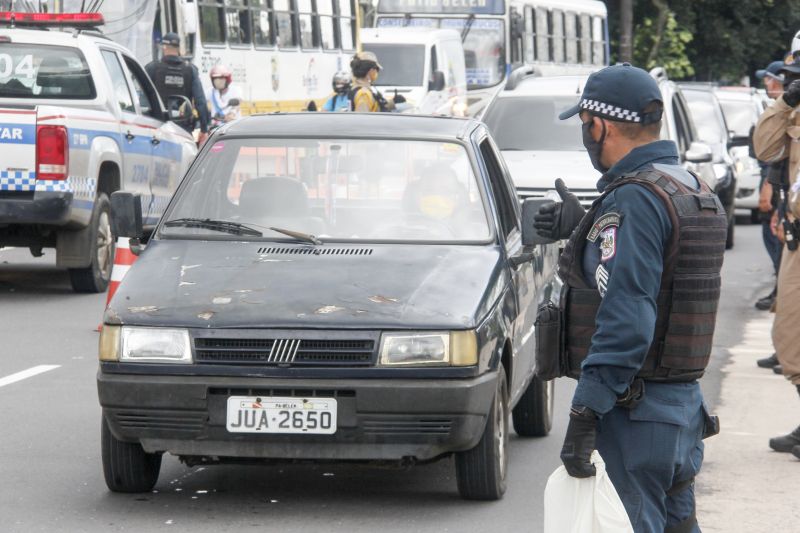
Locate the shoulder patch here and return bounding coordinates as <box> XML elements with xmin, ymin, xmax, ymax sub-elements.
<box><xmin>587</xmin><ymin>211</ymin><xmax>621</xmax><ymax>242</ymax></box>
<box><xmin>599</xmin><ymin>227</ymin><xmax>617</xmax><ymax>263</ymax></box>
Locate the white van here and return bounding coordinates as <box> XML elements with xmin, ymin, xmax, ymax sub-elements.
<box><xmin>360</xmin><ymin>27</ymin><xmax>467</xmax><ymax>116</ymax></box>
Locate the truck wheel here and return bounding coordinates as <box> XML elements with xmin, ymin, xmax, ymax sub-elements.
<box><xmin>512</xmin><ymin>376</ymin><xmax>554</xmax><ymax>437</ymax></box>
<box><xmin>101</xmin><ymin>415</ymin><xmax>162</xmax><ymax>493</ymax></box>
<box><xmin>455</xmin><ymin>366</ymin><xmax>508</xmax><ymax>501</ymax></box>
<box><xmin>69</xmin><ymin>193</ymin><xmax>114</xmax><ymax>293</ymax></box>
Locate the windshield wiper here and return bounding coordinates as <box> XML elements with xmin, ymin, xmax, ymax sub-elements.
<box><xmin>461</xmin><ymin>14</ymin><xmax>476</xmax><ymax>43</ymax></box>
<box><xmin>269</xmin><ymin>226</ymin><xmax>322</xmax><ymax>245</ymax></box>
<box><xmin>163</xmin><ymin>218</ymin><xmax>263</xmax><ymax>237</ymax></box>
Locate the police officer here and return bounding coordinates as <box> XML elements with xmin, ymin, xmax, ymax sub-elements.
<box><xmin>534</xmin><ymin>64</ymin><xmax>724</xmax><ymax>532</ymax></box>
<box><xmin>145</xmin><ymin>32</ymin><xmax>209</xmax><ymax>144</ymax></box>
<box><xmin>348</xmin><ymin>51</ymin><xmax>404</xmax><ymax>112</ymax></box>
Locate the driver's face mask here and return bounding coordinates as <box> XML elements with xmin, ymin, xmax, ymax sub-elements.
<box><xmin>419</xmin><ymin>195</ymin><xmax>456</xmax><ymax>219</ymax></box>
<box><xmin>212</xmin><ymin>78</ymin><xmax>227</xmax><ymax>91</ymax></box>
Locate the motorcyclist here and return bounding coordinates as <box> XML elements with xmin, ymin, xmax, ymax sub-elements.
<box><xmin>322</xmin><ymin>71</ymin><xmax>352</xmax><ymax>112</ymax></box>
<box><xmin>206</xmin><ymin>64</ymin><xmax>242</xmax><ymax>129</ymax></box>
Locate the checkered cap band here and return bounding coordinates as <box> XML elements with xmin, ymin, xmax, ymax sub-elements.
<box><xmin>580</xmin><ymin>99</ymin><xmax>641</xmax><ymax>123</ymax></box>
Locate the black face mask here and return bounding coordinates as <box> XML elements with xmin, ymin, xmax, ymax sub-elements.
<box><xmin>582</xmin><ymin>119</ymin><xmax>608</xmax><ymax>173</ymax></box>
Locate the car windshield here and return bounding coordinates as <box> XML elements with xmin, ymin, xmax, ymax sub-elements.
<box><xmin>718</xmin><ymin>98</ymin><xmax>757</xmax><ymax>137</ymax></box>
<box><xmin>0</xmin><ymin>44</ymin><xmax>95</xmax><ymax>99</ymax></box>
<box><xmin>162</xmin><ymin>138</ymin><xmax>492</xmax><ymax>243</ymax></box>
<box><xmin>483</xmin><ymin>95</ymin><xmax>584</xmax><ymax>151</ymax></box>
<box><xmin>363</xmin><ymin>43</ymin><xmax>426</xmax><ymax>87</ymax></box>
<box><xmin>683</xmin><ymin>91</ymin><xmax>726</xmax><ymax>143</ymax></box>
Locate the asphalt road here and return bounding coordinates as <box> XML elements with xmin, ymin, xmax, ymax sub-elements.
<box><xmin>0</xmin><ymin>224</ymin><xmax>767</xmax><ymax>533</ymax></box>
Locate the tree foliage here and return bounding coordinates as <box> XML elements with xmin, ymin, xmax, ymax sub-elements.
<box><xmin>608</xmin><ymin>0</ymin><xmax>800</xmax><ymax>83</ymax></box>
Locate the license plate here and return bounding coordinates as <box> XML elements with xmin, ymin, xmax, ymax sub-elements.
<box><xmin>226</xmin><ymin>396</ymin><xmax>337</xmax><ymax>434</ymax></box>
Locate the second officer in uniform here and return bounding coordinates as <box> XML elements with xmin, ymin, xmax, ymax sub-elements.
<box><xmin>145</xmin><ymin>32</ymin><xmax>210</xmax><ymax>144</ymax></box>
<box><xmin>534</xmin><ymin>64</ymin><xmax>724</xmax><ymax>532</ymax></box>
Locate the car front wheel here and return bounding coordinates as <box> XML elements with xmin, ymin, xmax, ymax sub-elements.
<box><xmin>101</xmin><ymin>415</ymin><xmax>162</xmax><ymax>493</ymax></box>
<box><xmin>455</xmin><ymin>366</ymin><xmax>509</xmax><ymax>501</ymax></box>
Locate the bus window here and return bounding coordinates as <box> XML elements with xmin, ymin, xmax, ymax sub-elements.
<box><xmin>535</xmin><ymin>7</ymin><xmax>549</xmax><ymax>61</ymax></box>
<box><xmin>250</xmin><ymin>0</ymin><xmax>273</xmax><ymax>47</ymax></box>
<box><xmin>297</xmin><ymin>0</ymin><xmax>316</xmax><ymax>49</ymax></box>
<box><xmin>226</xmin><ymin>0</ymin><xmax>251</xmax><ymax>46</ymax></box>
<box><xmin>579</xmin><ymin>14</ymin><xmax>591</xmax><ymax>64</ymax></box>
<box><xmin>592</xmin><ymin>15</ymin><xmax>606</xmax><ymax>65</ymax></box>
<box><xmin>338</xmin><ymin>0</ymin><xmax>357</xmax><ymax>51</ymax></box>
<box><xmin>509</xmin><ymin>7</ymin><xmax>523</xmax><ymax>65</ymax></box>
<box><xmin>199</xmin><ymin>0</ymin><xmax>226</xmax><ymax>44</ymax></box>
<box><xmin>551</xmin><ymin>9</ymin><xmax>564</xmax><ymax>63</ymax></box>
<box><xmin>565</xmin><ymin>12</ymin><xmax>578</xmax><ymax>63</ymax></box>
<box><xmin>318</xmin><ymin>0</ymin><xmax>336</xmax><ymax>50</ymax></box>
<box><xmin>441</xmin><ymin>18</ymin><xmax>505</xmax><ymax>89</ymax></box>
<box><xmin>274</xmin><ymin>0</ymin><xmax>296</xmax><ymax>48</ymax></box>
<box><xmin>523</xmin><ymin>6</ymin><xmax>535</xmax><ymax>63</ymax></box>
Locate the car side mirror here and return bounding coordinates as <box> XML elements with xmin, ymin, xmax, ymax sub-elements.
<box><xmin>728</xmin><ymin>134</ymin><xmax>749</xmax><ymax>148</ymax></box>
<box><xmin>110</xmin><ymin>191</ymin><xmax>143</xmax><ymax>239</ymax></box>
<box><xmin>429</xmin><ymin>70</ymin><xmax>446</xmax><ymax>92</ymax></box>
<box><xmin>521</xmin><ymin>198</ymin><xmax>558</xmax><ymax>247</ymax></box>
<box><xmin>165</xmin><ymin>94</ymin><xmax>195</xmax><ymax>128</ymax></box>
<box><xmin>684</xmin><ymin>141</ymin><xmax>713</xmax><ymax>164</ymax></box>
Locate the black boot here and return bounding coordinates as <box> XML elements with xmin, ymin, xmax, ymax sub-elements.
<box><xmin>774</xmin><ymin>364</ymin><xmax>784</xmax><ymax>374</ymax></box>
<box><xmin>758</xmin><ymin>353</ymin><xmax>779</xmax><ymax>368</ymax></box>
<box><xmin>769</xmin><ymin>426</ymin><xmax>800</xmax><ymax>452</ymax></box>
<box><xmin>755</xmin><ymin>287</ymin><xmax>777</xmax><ymax>311</ymax></box>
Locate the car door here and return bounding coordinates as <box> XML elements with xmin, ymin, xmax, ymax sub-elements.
<box><xmin>120</xmin><ymin>53</ymin><xmax>186</xmax><ymax>226</ymax></box>
<box><xmin>477</xmin><ymin>131</ymin><xmax>537</xmax><ymax>402</ymax></box>
<box><xmin>100</xmin><ymin>48</ymin><xmax>152</xmax><ymax>209</ymax></box>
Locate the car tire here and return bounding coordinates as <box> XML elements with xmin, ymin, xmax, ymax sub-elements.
<box><xmin>726</xmin><ymin>213</ymin><xmax>735</xmax><ymax>250</ymax></box>
<box><xmin>101</xmin><ymin>415</ymin><xmax>162</xmax><ymax>493</ymax></box>
<box><xmin>69</xmin><ymin>193</ymin><xmax>114</xmax><ymax>293</ymax></box>
<box><xmin>512</xmin><ymin>376</ymin><xmax>554</xmax><ymax>437</ymax></box>
<box><xmin>455</xmin><ymin>366</ymin><xmax>509</xmax><ymax>501</ymax></box>
<box><xmin>750</xmin><ymin>209</ymin><xmax>760</xmax><ymax>225</ymax></box>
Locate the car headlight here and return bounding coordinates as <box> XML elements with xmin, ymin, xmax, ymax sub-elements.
<box><xmin>100</xmin><ymin>326</ymin><xmax>192</xmax><ymax>363</ymax></box>
<box><xmin>379</xmin><ymin>331</ymin><xmax>477</xmax><ymax>367</ymax></box>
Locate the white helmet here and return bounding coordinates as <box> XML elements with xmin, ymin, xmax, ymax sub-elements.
<box><xmin>792</xmin><ymin>30</ymin><xmax>800</xmax><ymax>57</ymax></box>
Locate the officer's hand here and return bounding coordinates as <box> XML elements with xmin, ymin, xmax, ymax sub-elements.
<box><xmin>560</xmin><ymin>406</ymin><xmax>597</xmax><ymax>478</ymax></box>
<box><xmin>393</xmin><ymin>93</ymin><xmax>407</xmax><ymax>104</ymax></box>
<box><xmin>533</xmin><ymin>178</ymin><xmax>586</xmax><ymax>240</ymax></box>
<box><xmin>784</xmin><ymin>79</ymin><xmax>800</xmax><ymax>108</ymax></box>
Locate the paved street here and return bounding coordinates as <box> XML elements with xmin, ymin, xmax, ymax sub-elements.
<box><xmin>0</xmin><ymin>224</ymin><xmax>790</xmax><ymax>532</ymax></box>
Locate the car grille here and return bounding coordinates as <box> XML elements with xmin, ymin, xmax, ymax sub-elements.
<box><xmin>516</xmin><ymin>187</ymin><xmax>599</xmax><ymax>208</ymax></box>
<box><xmin>194</xmin><ymin>338</ymin><xmax>376</xmax><ymax>366</ymax></box>
<box><xmin>113</xmin><ymin>410</ymin><xmax>207</xmax><ymax>432</ymax></box>
<box><xmin>361</xmin><ymin>416</ymin><xmax>454</xmax><ymax>436</ymax></box>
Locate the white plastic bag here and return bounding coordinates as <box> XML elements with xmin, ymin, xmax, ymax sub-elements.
<box><xmin>543</xmin><ymin>451</ymin><xmax>633</xmax><ymax>533</ymax></box>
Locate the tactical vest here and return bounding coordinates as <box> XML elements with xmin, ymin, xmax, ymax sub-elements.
<box><xmin>348</xmin><ymin>85</ymin><xmax>389</xmax><ymax>112</ymax></box>
<box><xmin>150</xmin><ymin>58</ymin><xmax>193</xmax><ymax>101</ymax></box>
<box><xmin>559</xmin><ymin>168</ymin><xmax>727</xmax><ymax>382</ymax></box>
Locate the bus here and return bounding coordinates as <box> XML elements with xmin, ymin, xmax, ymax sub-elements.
<box><xmin>374</xmin><ymin>0</ymin><xmax>608</xmax><ymax>114</ymax></box>
<box><xmin>65</xmin><ymin>0</ymin><xmax>361</xmax><ymax>113</ymax></box>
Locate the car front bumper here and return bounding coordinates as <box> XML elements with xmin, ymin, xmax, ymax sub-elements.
<box><xmin>97</xmin><ymin>368</ymin><xmax>498</xmax><ymax>462</ymax></box>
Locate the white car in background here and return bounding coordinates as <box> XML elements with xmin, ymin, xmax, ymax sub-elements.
<box><xmin>481</xmin><ymin>72</ymin><xmax>717</xmax><ymax>209</ymax></box>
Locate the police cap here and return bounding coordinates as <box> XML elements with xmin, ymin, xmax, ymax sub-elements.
<box><xmin>559</xmin><ymin>63</ymin><xmax>663</xmax><ymax>125</ymax></box>
<box><xmin>161</xmin><ymin>32</ymin><xmax>181</xmax><ymax>47</ymax></box>
<box><xmin>756</xmin><ymin>60</ymin><xmax>786</xmax><ymax>81</ymax></box>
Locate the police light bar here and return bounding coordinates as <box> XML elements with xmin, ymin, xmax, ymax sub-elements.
<box><xmin>0</xmin><ymin>12</ymin><xmax>105</xmax><ymax>28</ymax></box>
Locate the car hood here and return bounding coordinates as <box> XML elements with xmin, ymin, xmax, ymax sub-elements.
<box><xmin>106</xmin><ymin>240</ymin><xmax>507</xmax><ymax>330</ymax></box>
<box><xmin>501</xmin><ymin>150</ymin><xmax>601</xmax><ymax>191</ymax></box>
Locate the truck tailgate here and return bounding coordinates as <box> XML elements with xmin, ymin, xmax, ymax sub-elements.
<box><xmin>0</xmin><ymin>106</ymin><xmax>36</xmax><ymax>192</ymax></box>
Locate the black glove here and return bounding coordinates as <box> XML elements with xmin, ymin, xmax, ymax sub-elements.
<box><xmin>393</xmin><ymin>89</ymin><xmax>406</xmax><ymax>104</ymax></box>
<box><xmin>533</xmin><ymin>178</ymin><xmax>586</xmax><ymax>240</ymax></box>
<box><xmin>784</xmin><ymin>79</ymin><xmax>800</xmax><ymax>108</ymax></box>
<box><xmin>560</xmin><ymin>405</ymin><xmax>597</xmax><ymax>478</ymax></box>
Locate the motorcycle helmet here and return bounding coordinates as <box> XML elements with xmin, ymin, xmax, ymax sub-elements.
<box><xmin>210</xmin><ymin>64</ymin><xmax>233</xmax><ymax>90</ymax></box>
<box><xmin>792</xmin><ymin>30</ymin><xmax>800</xmax><ymax>59</ymax></box>
<box><xmin>332</xmin><ymin>71</ymin><xmax>351</xmax><ymax>94</ymax></box>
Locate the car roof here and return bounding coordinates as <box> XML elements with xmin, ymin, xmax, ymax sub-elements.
<box><xmin>498</xmin><ymin>75</ymin><xmax>588</xmax><ymax>97</ymax></box>
<box><xmin>714</xmin><ymin>88</ymin><xmax>758</xmax><ymax>102</ymax></box>
<box><xmin>0</xmin><ymin>27</ymin><xmax>125</xmax><ymax>52</ymax></box>
<box><xmin>223</xmin><ymin>113</ymin><xmax>480</xmax><ymax>140</ymax></box>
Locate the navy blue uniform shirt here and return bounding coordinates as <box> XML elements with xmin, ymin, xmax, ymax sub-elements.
<box><xmin>572</xmin><ymin>140</ymin><xmax>699</xmax><ymax>414</ymax></box>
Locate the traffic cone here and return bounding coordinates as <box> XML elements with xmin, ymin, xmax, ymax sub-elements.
<box><xmin>97</xmin><ymin>237</ymin><xmax>137</xmax><ymax>331</ymax></box>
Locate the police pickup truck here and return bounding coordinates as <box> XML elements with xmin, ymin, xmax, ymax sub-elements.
<box><xmin>0</xmin><ymin>12</ymin><xmax>198</xmax><ymax>292</ymax></box>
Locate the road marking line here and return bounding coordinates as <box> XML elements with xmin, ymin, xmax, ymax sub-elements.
<box><xmin>0</xmin><ymin>365</ymin><xmax>60</xmax><ymax>388</ymax></box>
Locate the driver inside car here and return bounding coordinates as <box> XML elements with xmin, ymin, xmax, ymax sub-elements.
<box><xmin>402</xmin><ymin>163</ymin><xmax>470</xmax><ymax>230</ymax></box>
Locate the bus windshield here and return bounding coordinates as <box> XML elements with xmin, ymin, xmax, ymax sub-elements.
<box><xmin>362</xmin><ymin>44</ymin><xmax>426</xmax><ymax>87</ymax></box>
<box><xmin>377</xmin><ymin>17</ymin><xmax>506</xmax><ymax>89</ymax></box>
